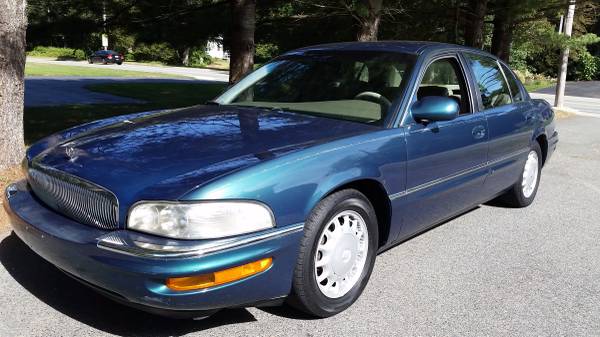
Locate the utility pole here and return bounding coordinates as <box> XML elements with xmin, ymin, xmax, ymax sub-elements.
<box><xmin>101</xmin><ymin>0</ymin><xmax>108</xmax><ymax>50</ymax></box>
<box><xmin>555</xmin><ymin>0</ymin><xmax>576</xmax><ymax>108</ymax></box>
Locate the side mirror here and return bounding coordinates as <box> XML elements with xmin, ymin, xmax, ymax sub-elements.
<box><xmin>411</xmin><ymin>96</ymin><xmax>459</xmax><ymax>123</ymax></box>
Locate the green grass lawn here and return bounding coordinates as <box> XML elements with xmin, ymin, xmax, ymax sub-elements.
<box><xmin>24</xmin><ymin>82</ymin><xmax>226</xmax><ymax>143</ymax></box>
<box><xmin>25</xmin><ymin>63</ymin><xmax>188</xmax><ymax>78</ymax></box>
<box><xmin>523</xmin><ymin>79</ymin><xmax>555</xmax><ymax>92</ymax></box>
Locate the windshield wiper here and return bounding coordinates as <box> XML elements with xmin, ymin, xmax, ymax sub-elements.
<box><xmin>205</xmin><ymin>100</ymin><xmax>221</xmax><ymax>105</ymax></box>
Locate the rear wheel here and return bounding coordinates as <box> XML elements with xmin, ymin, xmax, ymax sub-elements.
<box><xmin>500</xmin><ymin>142</ymin><xmax>542</xmax><ymax>207</ymax></box>
<box><xmin>288</xmin><ymin>189</ymin><xmax>378</xmax><ymax>317</ymax></box>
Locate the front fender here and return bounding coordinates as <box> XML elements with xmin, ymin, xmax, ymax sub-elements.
<box><xmin>181</xmin><ymin>128</ymin><xmax>407</xmax><ymax>227</ymax></box>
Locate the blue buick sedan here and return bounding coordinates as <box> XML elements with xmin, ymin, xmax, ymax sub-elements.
<box><xmin>5</xmin><ymin>41</ymin><xmax>558</xmax><ymax>318</ymax></box>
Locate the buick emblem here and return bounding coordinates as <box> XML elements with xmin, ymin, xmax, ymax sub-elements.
<box><xmin>65</xmin><ymin>146</ymin><xmax>76</xmax><ymax>159</ymax></box>
<box><xmin>63</xmin><ymin>146</ymin><xmax>81</xmax><ymax>163</ymax></box>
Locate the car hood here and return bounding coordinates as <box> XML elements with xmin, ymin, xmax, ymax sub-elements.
<box><xmin>31</xmin><ymin>104</ymin><xmax>378</xmax><ymax>214</ymax></box>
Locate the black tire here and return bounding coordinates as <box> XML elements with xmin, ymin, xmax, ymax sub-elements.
<box><xmin>88</xmin><ymin>58</ymin><xmax>93</xmax><ymax>64</ymax></box>
<box><xmin>116</xmin><ymin>62</ymin><xmax>123</xmax><ymax>65</ymax></box>
<box><xmin>500</xmin><ymin>141</ymin><xmax>542</xmax><ymax>207</ymax></box>
<box><xmin>102</xmin><ymin>59</ymin><xmax>108</xmax><ymax>65</ymax></box>
<box><xmin>288</xmin><ymin>189</ymin><xmax>378</xmax><ymax>317</ymax></box>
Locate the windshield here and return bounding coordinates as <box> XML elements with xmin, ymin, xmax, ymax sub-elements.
<box><xmin>216</xmin><ymin>51</ymin><xmax>416</xmax><ymax>125</ymax></box>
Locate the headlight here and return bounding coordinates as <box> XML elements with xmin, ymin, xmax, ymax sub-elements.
<box><xmin>127</xmin><ymin>201</ymin><xmax>275</xmax><ymax>239</ymax></box>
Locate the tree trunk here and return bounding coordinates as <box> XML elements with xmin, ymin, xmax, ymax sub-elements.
<box><xmin>229</xmin><ymin>0</ymin><xmax>255</xmax><ymax>84</ymax></box>
<box><xmin>0</xmin><ymin>0</ymin><xmax>27</xmax><ymax>170</ymax></box>
<box><xmin>491</xmin><ymin>0</ymin><xmax>514</xmax><ymax>62</ymax></box>
<box><xmin>464</xmin><ymin>0</ymin><xmax>488</xmax><ymax>49</ymax></box>
<box><xmin>181</xmin><ymin>47</ymin><xmax>191</xmax><ymax>66</ymax></box>
<box><xmin>356</xmin><ymin>0</ymin><xmax>382</xmax><ymax>41</ymax></box>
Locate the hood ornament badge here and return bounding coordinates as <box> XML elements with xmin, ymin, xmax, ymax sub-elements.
<box><xmin>63</xmin><ymin>145</ymin><xmax>82</xmax><ymax>164</ymax></box>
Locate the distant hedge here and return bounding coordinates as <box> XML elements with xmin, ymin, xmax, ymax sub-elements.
<box><xmin>27</xmin><ymin>46</ymin><xmax>87</xmax><ymax>60</ymax></box>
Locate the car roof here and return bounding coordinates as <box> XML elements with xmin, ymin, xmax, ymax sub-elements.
<box><xmin>286</xmin><ymin>41</ymin><xmax>496</xmax><ymax>59</ymax></box>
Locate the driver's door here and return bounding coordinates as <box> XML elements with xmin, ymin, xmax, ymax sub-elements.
<box><xmin>396</xmin><ymin>55</ymin><xmax>489</xmax><ymax>238</ymax></box>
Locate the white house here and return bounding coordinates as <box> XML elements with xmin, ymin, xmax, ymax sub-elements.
<box><xmin>207</xmin><ymin>36</ymin><xmax>228</xmax><ymax>59</ymax></box>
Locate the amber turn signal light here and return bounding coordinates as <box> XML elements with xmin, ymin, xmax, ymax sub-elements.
<box><xmin>166</xmin><ymin>257</ymin><xmax>273</xmax><ymax>291</ymax></box>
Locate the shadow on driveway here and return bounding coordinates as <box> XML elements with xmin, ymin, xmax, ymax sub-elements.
<box><xmin>0</xmin><ymin>232</ymin><xmax>257</xmax><ymax>336</ymax></box>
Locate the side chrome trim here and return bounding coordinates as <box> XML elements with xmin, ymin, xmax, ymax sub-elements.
<box><xmin>487</xmin><ymin>148</ymin><xmax>529</xmax><ymax>167</ymax></box>
<box><xmin>97</xmin><ymin>223</ymin><xmax>304</xmax><ymax>259</ymax></box>
<box><xmin>389</xmin><ymin>148</ymin><xmax>529</xmax><ymax>201</ymax></box>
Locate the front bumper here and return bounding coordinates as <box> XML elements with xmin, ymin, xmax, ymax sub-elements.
<box><xmin>105</xmin><ymin>58</ymin><xmax>122</xmax><ymax>64</ymax></box>
<box><xmin>4</xmin><ymin>181</ymin><xmax>303</xmax><ymax>316</ymax></box>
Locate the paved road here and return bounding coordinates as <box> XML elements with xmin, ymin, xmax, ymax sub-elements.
<box><xmin>531</xmin><ymin>81</ymin><xmax>600</xmax><ymax>117</ymax></box>
<box><xmin>27</xmin><ymin>57</ymin><xmax>229</xmax><ymax>82</ymax></box>
<box><xmin>24</xmin><ymin>77</ymin><xmax>215</xmax><ymax>107</ymax></box>
<box><xmin>535</xmin><ymin>81</ymin><xmax>600</xmax><ymax>99</ymax></box>
<box><xmin>1</xmin><ymin>115</ymin><xmax>599</xmax><ymax>336</ymax></box>
<box><xmin>530</xmin><ymin>93</ymin><xmax>600</xmax><ymax>117</ymax></box>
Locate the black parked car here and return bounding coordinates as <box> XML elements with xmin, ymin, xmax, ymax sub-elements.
<box><xmin>88</xmin><ymin>50</ymin><xmax>123</xmax><ymax>65</ymax></box>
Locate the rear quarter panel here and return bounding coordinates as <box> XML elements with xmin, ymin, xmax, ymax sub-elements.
<box><xmin>484</xmin><ymin>98</ymin><xmax>555</xmax><ymax>195</ymax></box>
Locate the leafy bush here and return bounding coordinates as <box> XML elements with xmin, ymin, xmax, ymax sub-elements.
<box><xmin>130</xmin><ymin>42</ymin><xmax>178</xmax><ymax>64</ymax></box>
<box><xmin>511</xmin><ymin>19</ymin><xmax>600</xmax><ymax>81</ymax></box>
<box><xmin>27</xmin><ymin>46</ymin><xmax>87</xmax><ymax>60</ymax></box>
<box><xmin>513</xmin><ymin>69</ymin><xmax>555</xmax><ymax>92</ymax></box>
<box><xmin>255</xmin><ymin>43</ymin><xmax>279</xmax><ymax>63</ymax></box>
<box><xmin>188</xmin><ymin>47</ymin><xmax>213</xmax><ymax>67</ymax></box>
<box><xmin>569</xmin><ymin>51</ymin><xmax>600</xmax><ymax>81</ymax></box>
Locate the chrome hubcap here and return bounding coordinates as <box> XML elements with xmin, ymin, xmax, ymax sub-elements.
<box><xmin>314</xmin><ymin>210</ymin><xmax>369</xmax><ymax>299</ymax></box>
<box><xmin>522</xmin><ymin>150</ymin><xmax>539</xmax><ymax>198</ymax></box>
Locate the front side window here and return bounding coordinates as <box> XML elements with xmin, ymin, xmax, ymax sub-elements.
<box><xmin>418</xmin><ymin>58</ymin><xmax>471</xmax><ymax>115</ymax></box>
<box><xmin>216</xmin><ymin>51</ymin><xmax>416</xmax><ymax>125</ymax></box>
<box><xmin>465</xmin><ymin>53</ymin><xmax>512</xmax><ymax>109</ymax></box>
<box><xmin>500</xmin><ymin>63</ymin><xmax>524</xmax><ymax>102</ymax></box>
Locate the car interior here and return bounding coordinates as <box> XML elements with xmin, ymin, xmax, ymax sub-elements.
<box><xmin>231</xmin><ymin>54</ymin><xmax>414</xmax><ymax>123</ymax></box>
<box><xmin>416</xmin><ymin>58</ymin><xmax>470</xmax><ymax>115</ymax></box>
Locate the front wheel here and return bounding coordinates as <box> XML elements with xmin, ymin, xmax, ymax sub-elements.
<box><xmin>500</xmin><ymin>142</ymin><xmax>542</xmax><ymax>207</ymax></box>
<box><xmin>288</xmin><ymin>189</ymin><xmax>378</xmax><ymax>317</ymax></box>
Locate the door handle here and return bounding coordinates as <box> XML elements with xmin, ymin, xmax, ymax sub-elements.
<box><xmin>472</xmin><ymin>125</ymin><xmax>486</xmax><ymax>139</ymax></box>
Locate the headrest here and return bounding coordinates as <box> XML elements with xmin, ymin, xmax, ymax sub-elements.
<box><xmin>417</xmin><ymin>86</ymin><xmax>450</xmax><ymax>100</ymax></box>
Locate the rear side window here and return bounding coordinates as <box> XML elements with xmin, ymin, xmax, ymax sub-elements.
<box><xmin>500</xmin><ymin>63</ymin><xmax>524</xmax><ymax>102</ymax></box>
<box><xmin>465</xmin><ymin>53</ymin><xmax>512</xmax><ymax>109</ymax></box>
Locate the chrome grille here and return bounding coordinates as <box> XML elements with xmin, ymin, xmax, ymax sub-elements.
<box><xmin>28</xmin><ymin>167</ymin><xmax>119</xmax><ymax>229</ymax></box>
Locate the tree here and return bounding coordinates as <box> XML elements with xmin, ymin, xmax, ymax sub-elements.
<box><xmin>490</xmin><ymin>0</ymin><xmax>566</xmax><ymax>63</ymax></box>
<box><xmin>229</xmin><ymin>0</ymin><xmax>256</xmax><ymax>84</ymax></box>
<box><xmin>355</xmin><ymin>0</ymin><xmax>383</xmax><ymax>41</ymax></box>
<box><xmin>490</xmin><ymin>0</ymin><xmax>515</xmax><ymax>62</ymax></box>
<box><xmin>464</xmin><ymin>0</ymin><xmax>488</xmax><ymax>49</ymax></box>
<box><xmin>0</xmin><ymin>0</ymin><xmax>27</xmax><ymax>170</ymax></box>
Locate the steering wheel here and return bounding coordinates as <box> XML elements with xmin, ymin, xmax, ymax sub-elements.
<box><xmin>354</xmin><ymin>91</ymin><xmax>392</xmax><ymax>113</ymax></box>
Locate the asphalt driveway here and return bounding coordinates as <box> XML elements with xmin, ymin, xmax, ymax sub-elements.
<box><xmin>0</xmin><ymin>115</ymin><xmax>599</xmax><ymax>336</ymax></box>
